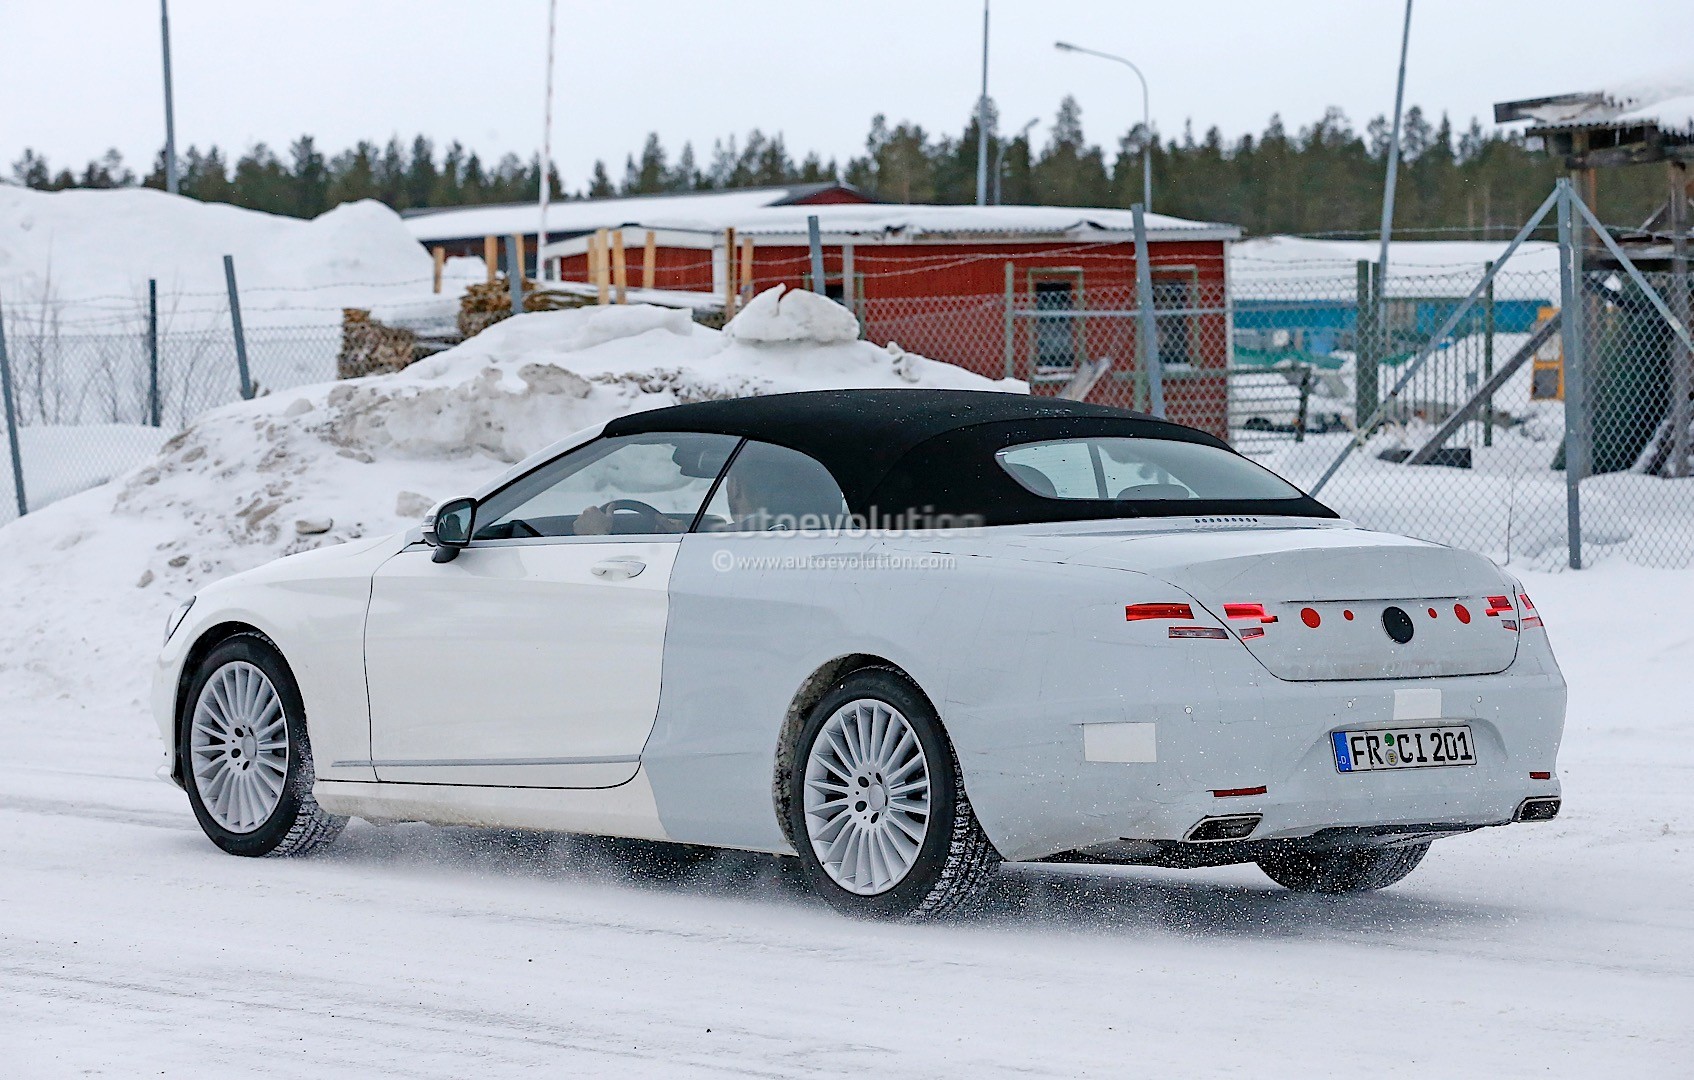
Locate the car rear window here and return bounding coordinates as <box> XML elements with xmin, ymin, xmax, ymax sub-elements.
<box><xmin>996</xmin><ymin>437</ymin><xmax>1304</xmax><ymax>502</ymax></box>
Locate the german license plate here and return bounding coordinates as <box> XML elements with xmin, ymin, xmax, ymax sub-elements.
<box><xmin>1333</xmin><ymin>725</ymin><xmax>1476</xmax><ymax>772</ymax></box>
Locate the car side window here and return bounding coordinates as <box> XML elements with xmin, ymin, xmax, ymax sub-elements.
<box><xmin>698</xmin><ymin>441</ymin><xmax>849</xmax><ymax>532</ymax></box>
<box><xmin>997</xmin><ymin>437</ymin><xmax>1302</xmax><ymax>501</ymax></box>
<box><xmin>473</xmin><ymin>432</ymin><xmax>741</xmax><ymax>539</ymax></box>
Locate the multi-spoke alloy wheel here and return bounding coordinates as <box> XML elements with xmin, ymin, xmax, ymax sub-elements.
<box><xmin>803</xmin><ymin>698</ymin><xmax>932</xmax><ymax>895</ymax></box>
<box><xmin>179</xmin><ymin>633</ymin><xmax>345</xmax><ymax>857</ymax></box>
<box><xmin>191</xmin><ymin>661</ymin><xmax>288</xmax><ymax>833</ymax></box>
<box><xmin>788</xmin><ymin>668</ymin><xmax>999</xmax><ymax>919</ymax></box>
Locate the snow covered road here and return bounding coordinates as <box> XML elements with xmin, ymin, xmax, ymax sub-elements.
<box><xmin>3</xmin><ymin>567</ymin><xmax>1691</xmax><ymax>1077</ymax></box>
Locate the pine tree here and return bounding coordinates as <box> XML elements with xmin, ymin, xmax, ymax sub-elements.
<box><xmin>289</xmin><ymin>136</ymin><xmax>329</xmax><ymax>217</ymax></box>
<box><xmin>588</xmin><ymin>160</ymin><xmax>615</xmax><ymax>198</ymax></box>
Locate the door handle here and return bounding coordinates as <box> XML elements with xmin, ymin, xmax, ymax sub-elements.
<box><xmin>590</xmin><ymin>557</ymin><xmax>646</xmax><ymax>580</ymax></box>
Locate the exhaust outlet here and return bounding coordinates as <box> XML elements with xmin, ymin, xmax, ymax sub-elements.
<box><xmin>1184</xmin><ymin>814</ymin><xmax>1263</xmax><ymax>843</ymax></box>
<box><xmin>1514</xmin><ymin>796</ymin><xmax>1561</xmax><ymax>822</ymax></box>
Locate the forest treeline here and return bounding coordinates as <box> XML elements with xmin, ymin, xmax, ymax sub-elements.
<box><xmin>6</xmin><ymin>96</ymin><xmax>1666</xmax><ymax>236</ymax></box>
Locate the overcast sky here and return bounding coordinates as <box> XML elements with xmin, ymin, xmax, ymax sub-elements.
<box><xmin>4</xmin><ymin>1</ymin><xmax>1689</xmax><ymax>191</ymax></box>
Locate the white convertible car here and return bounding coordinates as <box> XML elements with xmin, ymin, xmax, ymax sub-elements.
<box><xmin>155</xmin><ymin>389</ymin><xmax>1565</xmax><ymax>918</ymax></box>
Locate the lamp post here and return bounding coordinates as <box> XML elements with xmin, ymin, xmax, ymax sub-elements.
<box><xmin>994</xmin><ymin>117</ymin><xmax>1038</xmax><ymax>205</ymax></box>
<box><xmin>1054</xmin><ymin>40</ymin><xmax>1151</xmax><ymax>211</ymax></box>
<box><xmin>160</xmin><ymin>0</ymin><xmax>178</xmax><ymax>194</ymax></box>
<box><xmin>975</xmin><ymin>1</ymin><xmax>991</xmax><ymax>206</ymax></box>
<box><xmin>536</xmin><ymin>0</ymin><xmax>558</xmax><ymax>281</ymax></box>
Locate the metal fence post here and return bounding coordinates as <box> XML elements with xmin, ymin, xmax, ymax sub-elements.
<box><xmin>1355</xmin><ymin>259</ymin><xmax>1378</xmax><ymax>432</ymax></box>
<box><xmin>0</xmin><ymin>293</ymin><xmax>26</xmax><ymax>517</ymax></box>
<box><xmin>807</xmin><ymin>215</ymin><xmax>827</xmax><ymax>296</ymax></box>
<box><xmin>1294</xmin><ymin>365</ymin><xmax>1312</xmax><ymax>443</ymax></box>
<box><xmin>1132</xmin><ymin>204</ymin><xmax>1166</xmax><ymax>418</ymax></box>
<box><xmin>1482</xmin><ymin>260</ymin><xmax>1494</xmax><ymax>448</ymax></box>
<box><xmin>1670</xmin><ymin>162</ymin><xmax>1691</xmax><ymax>479</ymax></box>
<box><xmin>1555</xmin><ymin>180</ymin><xmax>1587</xmax><ymax>570</ymax></box>
<box><xmin>506</xmin><ymin>236</ymin><xmax>525</xmax><ymax>317</ymax></box>
<box><xmin>223</xmin><ymin>255</ymin><xmax>254</xmax><ymax>400</ymax></box>
<box><xmin>1002</xmin><ymin>261</ymin><xmax>1016</xmax><ymax>380</ymax></box>
<box><xmin>147</xmin><ymin>278</ymin><xmax>161</xmax><ymax>427</ymax></box>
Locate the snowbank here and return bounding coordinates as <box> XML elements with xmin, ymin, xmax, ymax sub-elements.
<box><xmin>0</xmin><ymin>186</ymin><xmax>463</xmax><ymax>330</ymax></box>
<box><xmin>0</xmin><ymin>291</ymin><xmax>1022</xmax><ymax>677</ymax></box>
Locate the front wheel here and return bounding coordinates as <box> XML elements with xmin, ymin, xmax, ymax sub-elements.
<box><xmin>180</xmin><ymin>633</ymin><xmax>346</xmax><ymax>857</ymax></box>
<box><xmin>787</xmin><ymin>668</ymin><xmax>999</xmax><ymax>919</ymax></box>
<box><xmin>1257</xmin><ymin>841</ymin><xmax>1430</xmax><ymax>893</ymax></box>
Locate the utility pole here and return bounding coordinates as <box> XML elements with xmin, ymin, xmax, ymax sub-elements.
<box><xmin>1375</xmin><ymin>1</ymin><xmax>1414</xmax><ymax>282</ymax></box>
<box><xmin>975</xmin><ymin>1</ymin><xmax>991</xmax><ymax>206</ymax></box>
<box><xmin>536</xmin><ymin>0</ymin><xmax>558</xmax><ymax>280</ymax></box>
<box><xmin>160</xmin><ymin>0</ymin><xmax>178</xmax><ymax>194</ymax></box>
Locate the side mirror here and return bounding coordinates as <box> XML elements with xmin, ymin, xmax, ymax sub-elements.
<box><xmin>422</xmin><ymin>497</ymin><xmax>476</xmax><ymax>563</ymax></box>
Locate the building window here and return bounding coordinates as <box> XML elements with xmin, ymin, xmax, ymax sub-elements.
<box><xmin>1029</xmin><ymin>269</ymin><xmax>1085</xmax><ymax>371</ymax></box>
<box><xmin>1152</xmin><ymin>269</ymin><xmax>1197</xmax><ymax>368</ymax></box>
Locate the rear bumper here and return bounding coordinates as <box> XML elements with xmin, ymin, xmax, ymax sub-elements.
<box><xmin>953</xmin><ymin>659</ymin><xmax>1566</xmax><ymax>863</ymax></box>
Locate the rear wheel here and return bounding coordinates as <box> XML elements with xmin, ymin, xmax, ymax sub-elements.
<box><xmin>180</xmin><ymin>633</ymin><xmax>345</xmax><ymax>857</ymax></box>
<box><xmin>1257</xmin><ymin>841</ymin><xmax>1430</xmax><ymax>893</ymax></box>
<box><xmin>788</xmin><ymin>669</ymin><xmax>998</xmax><ymax>919</ymax></box>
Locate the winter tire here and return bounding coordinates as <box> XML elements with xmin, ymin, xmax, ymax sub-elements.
<box><xmin>180</xmin><ymin>633</ymin><xmax>346</xmax><ymax>857</ymax></box>
<box><xmin>1257</xmin><ymin>841</ymin><xmax>1430</xmax><ymax>893</ymax></box>
<box><xmin>788</xmin><ymin>668</ymin><xmax>999</xmax><ymax>919</ymax></box>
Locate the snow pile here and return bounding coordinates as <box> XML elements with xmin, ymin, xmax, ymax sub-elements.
<box><xmin>0</xmin><ymin>293</ymin><xmax>1021</xmax><ymax>672</ymax></box>
<box><xmin>724</xmin><ymin>284</ymin><xmax>862</xmax><ymax>344</ymax></box>
<box><xmin>0</xmin><ymin>186</ymin><xmax>464</xmax><ymax>330</ymax></box>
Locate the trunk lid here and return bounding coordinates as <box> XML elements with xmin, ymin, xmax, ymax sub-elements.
<box><xmin>1066</xmin><ymin>526</ymin><xmax>1520</xmax><ymax>681</ymax></box>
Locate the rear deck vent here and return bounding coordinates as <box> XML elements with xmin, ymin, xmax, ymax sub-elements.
<box><xmin>1193</xmin><ymin>516</ymin><xmax>1262</xmax><ymax>529</ymax></box>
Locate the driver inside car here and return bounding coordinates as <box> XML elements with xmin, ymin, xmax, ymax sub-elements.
<box><xmin>572</xmin><ymin>501</ymin><xmax>688</xmax><ymax>536</ymax></box>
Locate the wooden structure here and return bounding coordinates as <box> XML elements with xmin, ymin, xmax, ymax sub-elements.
<box><xmin>399</xmin><ymin>183</ymin><xmax>873</xmax><ymax>279</ymax></box>
<box><xmin>1497</xmin><ymin>84</ymin><xmax>1694</xmax><ymax>476</ymax></box>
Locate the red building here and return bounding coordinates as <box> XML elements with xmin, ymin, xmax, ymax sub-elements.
<box><xmin>540</xmin><ymin>203</ymin><xmax>1240</xmax><ymax>434</ymax></box>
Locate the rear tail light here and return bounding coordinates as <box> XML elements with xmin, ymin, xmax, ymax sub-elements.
<box><xmin>1485</xmin><ymin>595</ymin><xmax>1513</xmax><ymax>617</ymax></box>
<box><xmin>1126</xmin><ymin>603</ymin><xmax>1194</xmax><ymax>621</ymax></box>
<box><xmin>1519</xmin><ymin>593</ymin><xmax>1543</xmax><ymax>629</ymax></box>
<box><xmin>1223</xmin><ymin>603</ymin><xmax>1278</xmax><ymax>624</ymax></box>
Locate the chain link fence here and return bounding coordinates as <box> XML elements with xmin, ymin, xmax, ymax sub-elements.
<box><xmin>4</xmin><ymin>186</ymin><xmax>1689</xmax><ymax>570</ymax></box>
<box><xmin>0</xmin><ymin>307</ymin><xmax>340</xmax><ymax>526</ymax></box>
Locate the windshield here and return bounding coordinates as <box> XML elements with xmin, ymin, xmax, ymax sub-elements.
<box><xmin>996</xmin><ymin>437</ymin><xmax>1305</xmax><ymax>502</ymax></box>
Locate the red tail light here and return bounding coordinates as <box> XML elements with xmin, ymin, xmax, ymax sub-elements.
<box><xmin>1223</xmin><ymin>602</ymin><xmax>1278</xmax><ymax>624</ymax></box>
<box><xmin>1519</xmin><ymin>593</ymin><xmax>1543</xmax><ymax>629</ymax></box>
<box><xmin>1485</xmin><ymin>595</ymin><xmax>1513</xmax><ymax>617</ymax></box>
<box><xmin>1127</xmin><ymin>603</ymin><xmax>1194</xmax><ymax>621</ymax></box>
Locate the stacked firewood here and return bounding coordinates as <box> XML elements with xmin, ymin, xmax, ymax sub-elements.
<box><xmin>337</xmin><ymin>309</ymin><xmax>420</xmax><ymax>380</ymax></box>
<box><xmin>456</xmin><ymin>278</ymin><xmax>592</xmax><ymax>338</ymax></box>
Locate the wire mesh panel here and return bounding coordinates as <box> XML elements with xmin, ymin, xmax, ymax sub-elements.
<box><xmin>0</xmin><ymin>305</ymin><xmax>341</xmax><ymax>527</ymax></box>
<box><xmin>1267</xmin><ymin>232</ymin><xmax>1692</xmax><ymax>570</ymax></box>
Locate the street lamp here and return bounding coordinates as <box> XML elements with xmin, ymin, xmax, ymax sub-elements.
<box><xmin>1054</xmin><ymin>40</ymin><xmax>1151</xmax><ymax>211</ymax></box>
<box><xmin>994</xmin><ymin>117</ymin><xmax>1038</xmax><ymax>205</ymax></box>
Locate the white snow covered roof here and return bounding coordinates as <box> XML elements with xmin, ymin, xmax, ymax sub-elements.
<box><xmin>538</xmin><ymin>203</ymin><xmax>1238</xmax><ymax>259</ymax></box>
<box><xmin>402</xmin><ymin>185</ymin><xmax>861</xmax><ymax>244</ymax></box>
<box><xmin>1231</xmin><ymin>236</ymin><xmax>1562</xmax><ymax>301</ymax></box>
<box><xmin>1496</xmin><ymin>75</ymin><xmax>1694</xmax><ymax>135</ymax></box>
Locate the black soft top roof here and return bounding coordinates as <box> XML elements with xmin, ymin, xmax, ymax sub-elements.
<box><xmin>604</xmin><ymin>389</ymin><xmax>1336</xmax><ymax>525</ymax></box>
